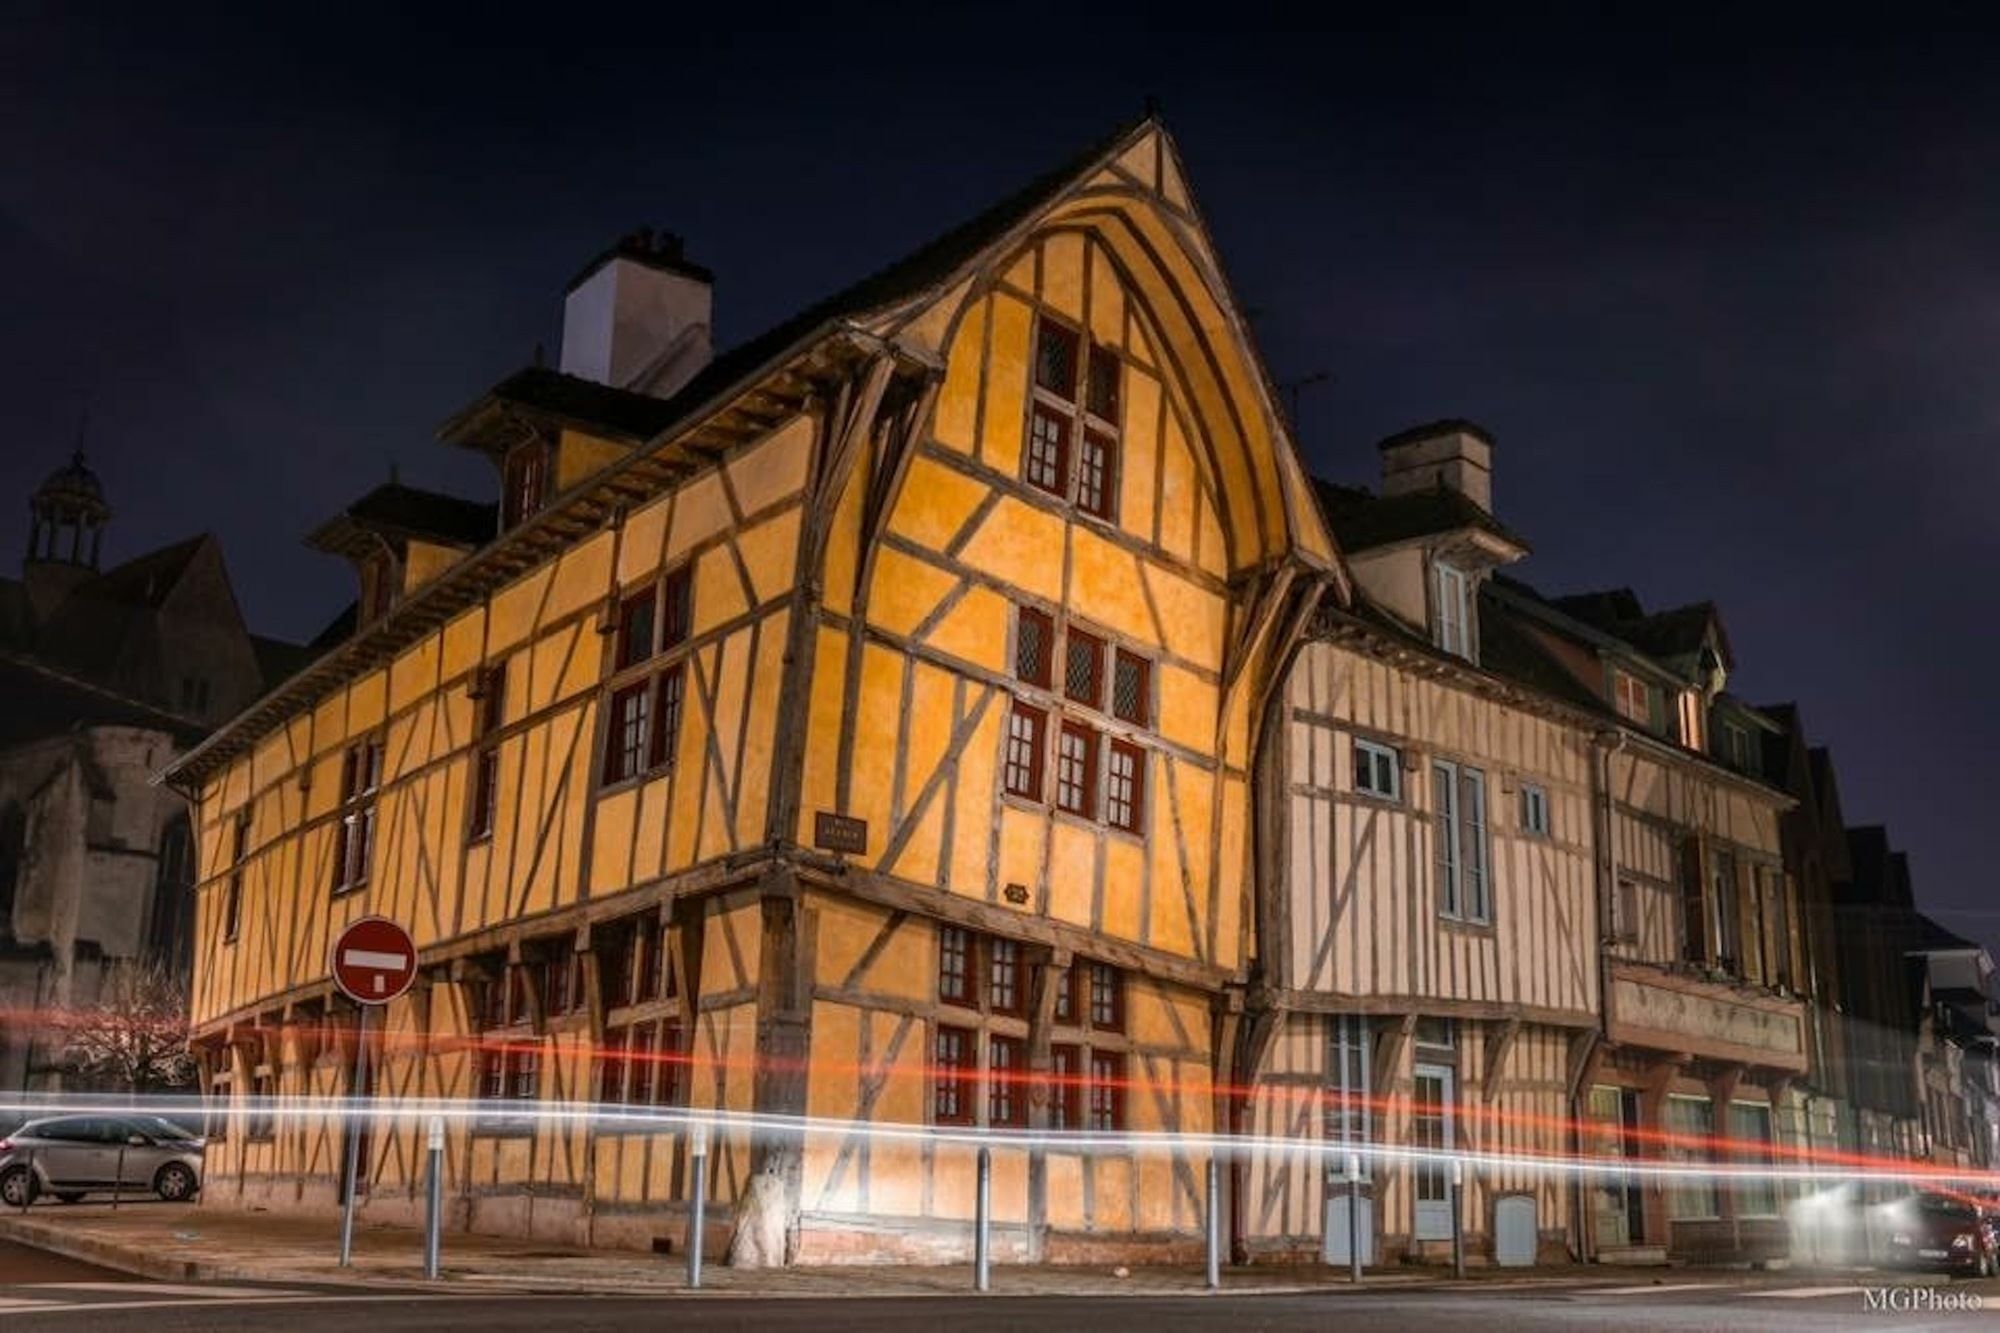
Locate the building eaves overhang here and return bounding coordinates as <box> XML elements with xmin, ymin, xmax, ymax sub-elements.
<box><xmin>1311</xmin><ymin>592</ymin><xmax>1795</xmax><ymax>809</ymax></box>
<box><xmin>159</xmin><ymin>328</ymin><xmax>880</xmax><ymax>792</ymax></box>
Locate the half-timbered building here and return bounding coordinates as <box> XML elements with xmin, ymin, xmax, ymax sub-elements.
<box><xmin>1243</xmin><ymin>423</ymin><xmax>1601</xmax><ymax>1267</ymax></box>
<box><xmin>163</xmin><ymin>116</ymin><xmax>1344</xmax><ymax>1264</ymax></box>
<box><xmin>1489</xmin><ymin>579</ymin><xmax>1808</xmax><ymax>1266</ymax></box>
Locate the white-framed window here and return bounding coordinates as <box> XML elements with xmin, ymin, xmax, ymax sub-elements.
<box><xmin>1353</xmin><ymin>739</ymin><xmax>1401</xmax><ymax>802</ymax></box>
<box><xmin>1729</xmin><ymin>1101</ymin><xmax>1778</xmax><ymax>1217</ymax></box>
<box><xmin>1433</xmin><ymin>761</ymin><xmax>1489</xmax><ymax>922</ymax></box>
<box><xmin>1325</xmin><ymin>1015</ymin><xmax>1372</xmax><ymax>1179</ymax></box>
<box><xmin>1663</xmin><ymin>1094</ymin><xmax>1719</xmax><ymax>1219</ymax></box>
<box><xmin>1433</xmin><ymin>560</ymin><xmax>1471</xmax><ymax>660</ymax></box>
<box><xmin>1520</xmin><ymin>783</ymin><xmax>1550</xmax><ymax>837</ymax></box>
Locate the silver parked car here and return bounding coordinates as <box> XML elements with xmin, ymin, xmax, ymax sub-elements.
<box><xmin>0</xmin><ymin>1114</ymin><xmax>204</xmax><ymax>1205</ymax></box>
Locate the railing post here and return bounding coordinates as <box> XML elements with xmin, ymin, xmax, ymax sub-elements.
<box><xmin>113</xmin><ymin>1144</ymin><xmax>125</xmax><ymax>1211</ymax></box>
<box><xmin>423</xmin><ymin>1116</ymin><xmax>444</xmax><ymax>1280</ymax></box>
<box><xmin>687</xmin><ymin>1121</ymin><xmax>708</xmax><ymax>1290</ymax></box>
<box><xmin>1452</xmin><ymin>1158</ymin><xmax>1466</xmax><ymax>1279</ymax></box>
<box><xmin>974</xmin><ymin>1145</ymin><xmax>992</xmax><ymax>1293</ymax></box>
<box><xmin>1347</xmin><ymin>1151</ymin><xmax>1363</xmax><ymax>1283</ymax></box>
<box><xmin>1205</xmin><ymin>1153</ymin><xmax>1221</xmax><ymax>1290</ymax></box>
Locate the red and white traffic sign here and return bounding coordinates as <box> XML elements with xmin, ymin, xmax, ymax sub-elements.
<box><xmin>331</xmin><ymin>916</ymin><xmax>418</xmax><ymax>1004</ymax></box>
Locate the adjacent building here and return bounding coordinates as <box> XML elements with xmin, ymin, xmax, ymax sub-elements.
<box><xmin>0</xmin><ymin>455</ymin><xmax>303</xmax><ymax>1092</ymax></box>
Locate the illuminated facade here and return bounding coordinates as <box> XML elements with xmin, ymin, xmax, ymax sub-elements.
<box><xmin>166</xmin><ymin>118</ymin><xmax>1342</xmax><ymax>1261</ymax></box>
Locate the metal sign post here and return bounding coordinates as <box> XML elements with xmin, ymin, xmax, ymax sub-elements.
<box><xmin>329</xmin><ymin>916</ymin><xmax>418</xmax><ymax>1270</ymax></box>
<box><xmin>1347</xmin><ymin>1151</ymin><xmax>1362</xmax><ymax>1283</ymax></box>
<box><xmin>1204</xmin><ymin>1155</ymin><xmax>1221</xmax><ymax>1289</ymax></box>
<box><xmin>338</xmin><ymin>1003</ymin><xmax>371</xmax><ymax>1268</ymax></box>
<box><xmin>1451</xmin><ymin>1158</ymin><xmax>1466</xmax><ymax>1279</ymax></box>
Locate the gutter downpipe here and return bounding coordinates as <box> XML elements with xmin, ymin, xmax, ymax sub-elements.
<box><xmin>1576</xmin><ymin>727</ymin><xmax>1627</xmax><ymax>1263</ymax></box>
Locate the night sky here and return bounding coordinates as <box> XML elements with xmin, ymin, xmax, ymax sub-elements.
<box><xmin>7</xmin><ymin>9</ymin><xmax>1995</xmax><ymax>948</ymax></box>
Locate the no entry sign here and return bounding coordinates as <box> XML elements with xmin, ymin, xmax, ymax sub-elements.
<box><xmin>331</xmin><ymin>916</ymin><xmax>418</xmax><ymax>1004</ymax></box>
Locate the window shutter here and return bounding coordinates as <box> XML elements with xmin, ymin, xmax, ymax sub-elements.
<box><xmin>1783</xmin><ymin>873</ymin><xmax>1805</xmax><ymax>993</ymax></box>
<box><xmin>1432</xmin><ymin>764</ymin><xmax>1457</xmax><ymax>916</ymax></box>
<box><xmin>1679</xmin><ymin>832</ymin><xmax>1710</xmax><ymax>965</ymax></box>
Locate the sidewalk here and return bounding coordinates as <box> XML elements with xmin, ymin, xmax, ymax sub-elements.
<box><xmin>0</xmin><ymin>1200</ymin><xmax>1933</xmax><ymax>1299</ymax></box>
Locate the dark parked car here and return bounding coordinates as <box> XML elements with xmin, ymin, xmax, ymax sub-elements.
<box><xmin>1883</xmin><ymin>1191</ymin><xmax>1998</xmax><ymax>1277</ymax></box>
<box><xmin>0</xmin><ymin>1114</ymin><xmax>204</xmax><ymax>1206</ymax></box>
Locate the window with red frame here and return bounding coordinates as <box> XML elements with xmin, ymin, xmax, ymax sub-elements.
<box><xmin>1087</xmin><ymin>1051</ymin><xmax>1125</xmax><ymax>1130</ymax></box>
<box><xmin>543</xmin><ymin>946</ymin><xmax>582</xmax><ymax>1017</ymax></box>
<box><xmin>938</xmin><ymin>925</ymin><xmax>976</xmax><ymax>1006</ymax></box>
<box><xmin>934</xmin><ymin>1025</ymin><xmax>976</xmax><ymax>1125</ymax></box>
<box><xmin>502</xmin><ymin>441</ymin><xmax>548</xmax><ymax>529</ymax></box>
<box><xmin>988</xmin><ymin>938</ymin><xmax>1023</xmax><ymax>1015</ymax></box>
<box><xmin>1077</xmin><ymin>429</ymin><xmax>1117</xmax><ymax>520</ymax></box>
<box><xmin>1004</xmin><ymin>704</ymin><xmax>1046</xmax><ymax>799</ymax></box>
<box><xmin>603</xmin><ymin>681</ymin><xmax>652</xmax><ymax>784</ymax></box>
<box><xmin>1036</xmin><ymin>317</ymin><xmax>1079</xmax><ymax>398</ymax></box>
<box><xmin>989</xmin><ymin>1035</ymin><xmax>1027</xmax><ymax>1127</ymax></box>
<box><xmin>660</xmin><ymin>566</ymin><xmax>693</xmax><ymax>650</ymax></box>
<box><xmin>468</xmin><ymin>663</ymin><xmax>505</xmax><ymax>841</ymax></box>
<box><xmin>1106</xmin><ymin>740</ymin><xmax>1146</xmax><ymax>833</ymax></box>
<box><xmin>616</xmin><ymin>589</ymin><xmax>657</xmax><ymax>670</ymax></box>
<box><xmin>1053</xmin><ymin>966</ymin><xmax>1078</xmax><ymax>1024</ymax></box>
<box><xmin>1065</xmin><ymin>630</ymin><xmax>1104</xmax><ymax>708</ymax></box>
<box><xmin>1112</xmin><ymin>650</ymin><xmax>1150</xmax><ymax>727</ymax></box>
<box><xmin>1050</xmin><ymin>1043</ymin><xmax>1082</xmax><ymax>1130</ymax></box>
<box><xmin>1026</xmin><ymin>316</ymin><xmax>1122</xmax><ymax>519</ymax></box>
<box><xmin>332</xmin><ymin>738</ymin><xmax>383</xmax><ymax>893</ymax></box>
<box><xmin>1025</xmin><ymin>405</ymin><xmax>1069</xmax><ymax>496</ymax></box>
<box><xmin>1056</xmin><ymin>721</ymin><xmax>1098</xmax><ymax>817</ymax></box>
<box><xmin>1016</xmin><ymin>607</ymin><xmax>1053</xmax><ymax>688</ymax></box>
<box><xmin>1087</xmin><ymin>961</ymin><xmax>1124</xmax><ymax>1031</ymax></box>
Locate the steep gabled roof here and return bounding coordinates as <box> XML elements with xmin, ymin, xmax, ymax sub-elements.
<box><xmin>169</xmin><ymin>113</ymin><xmax>1342</xmax><ymax>788</ymax></box>
<box><xmin>444</xmin><ymin>115</ymin><xmax>1153</xmax><ymax>453</ymax></box>
<box><xmin>0</xmin><ymin>651</ymin><xmax>205</xmax><ymax>748</ymax></box>
<box><xmin>73</xmin><ymin>535</ymin><xmax>209</xmax><ymax>610</ymax></box>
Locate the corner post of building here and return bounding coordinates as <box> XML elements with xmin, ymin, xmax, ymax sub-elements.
<box><xmin>744</xmin><ymin>863</ymin><xmax>813</xmax><ymax>1263</ymax></box>
<box><xmin>1224</xmin><ymin>996</ymin><xmax>1272</xmax><ymax>1266</ymax></box>
<box><xmin>1025</xmin><ymin>943</ymin><xmax>1069</xmax><ymax>1263</ymax></box>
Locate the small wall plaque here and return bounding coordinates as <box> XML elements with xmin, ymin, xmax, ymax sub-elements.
<box><xmin>813</xmin><ymin>811</ymin><xmax>868</xmax><ymax>856</ymax></box>
<box><xmin>1003</xmin><ymin>882</ymin><xmax>1031</xmax><ymax>906</ymax></box>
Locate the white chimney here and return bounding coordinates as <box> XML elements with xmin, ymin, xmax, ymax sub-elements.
<box><xmin>1379</xmin><ymin>419</ymin><xmax>1494</xmax><ymax>513</ymax></box>
<box><xmin>560</xmin><ymin>229</ymin><xmax>713</xmax><ymax>399</ymax></box>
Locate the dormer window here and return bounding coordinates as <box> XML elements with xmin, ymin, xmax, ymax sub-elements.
<box><xmin>502</xmin><ymin>441</ymin><xmax>549</xmax><ymax>528</ymax></box>
<box><xmin>1612</xmin><ymin>668</ymin><xmax>1654</xmax><ymax>728</ymax></box>
<box><xmin>1433</xmin><ymin>561</ymin><xmax>1471</xmax><ymax>660</ymax></box>
<box><xmin>358</xmin><ymin>548</ymin><xmax>397</xmax><ymax>623</ymax></box>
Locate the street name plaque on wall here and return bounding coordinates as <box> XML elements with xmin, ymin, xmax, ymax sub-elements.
<box><xmin>813</xmin><ymin>812</ymin><xmax>868</xmax><ymax>855</ymax></box>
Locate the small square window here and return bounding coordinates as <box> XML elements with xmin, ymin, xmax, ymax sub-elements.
<box><xmin>1035</xmin><ymin>318</ymin><xmax>1080</xmax><ymax>400</ymax></box>
<box><xmin>1065</xmin><ymin>631</ymin><xmax>1104</xmax><ymax>709</ymax></box>
<box><xmin>1354</xmin><ymin>739</ymin><xmax>1401</xmax><ymax>801</ymax></box>
<box><xmin>1106</xmin><ymin>741</ymin><xmax>1145</xmax><ymax>833</ymax></box>
<box><xmin>1521</xmin><ymin>784</ymin><xmax>1551</xmax><ymax>837</ymax></box>
<box><xmin>1112</xmin><ymin>650</ymin><xmax>1150</xmax><ymax>727</ymax></box>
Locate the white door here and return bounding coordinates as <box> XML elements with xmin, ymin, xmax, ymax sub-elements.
<box><xmin>1412</xmin><ymin>1064</ymin><xmax>1455</xmax><ymax>1241</ymax></box>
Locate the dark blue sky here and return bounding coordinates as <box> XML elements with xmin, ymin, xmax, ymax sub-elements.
<box><xmin>6</xmin><ymin>7</ymin><xmax>1995</xmax><ymax>946</ymax></box>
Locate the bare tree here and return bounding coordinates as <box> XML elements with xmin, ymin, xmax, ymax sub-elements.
<box><xmin>57</xmin><ymin>959</ymin><xmax>196</xmax><ymax>1093</ymax></box>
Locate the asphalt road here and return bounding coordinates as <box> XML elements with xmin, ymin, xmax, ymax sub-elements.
<box><xmin>0</xmin><ymin>1276</ymin><xmax>1994</xmax><ymax>1330</ymax></box>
